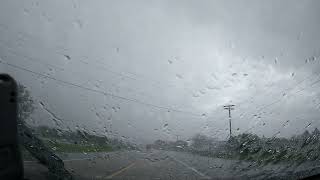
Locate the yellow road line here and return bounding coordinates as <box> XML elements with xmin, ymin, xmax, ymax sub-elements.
<box><xmin>105</xmin><ymin>162</ymin><xmax>136</xmax><ymax>179</ymax></box>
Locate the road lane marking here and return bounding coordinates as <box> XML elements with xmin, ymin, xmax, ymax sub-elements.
<box><xmin>104</xmin><ymin>162</ymin><xmax>136</xmax><ymax>179</ymax></box>
<box><xmin>168</xmin><ymin>155</ymin><xmax>211</xmax><ymax>179</ymax></box>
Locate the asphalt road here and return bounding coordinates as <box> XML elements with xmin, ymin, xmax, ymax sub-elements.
<box><xmin>23</xmin><ymin>150</ymin><xmax>320</xmax><ymax>180</ymax></box>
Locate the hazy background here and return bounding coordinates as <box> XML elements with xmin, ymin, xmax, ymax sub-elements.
<box><xmin>1</xmin><ymin>0</ymin><xmax>320</xmax><ymax>144</ymax></box>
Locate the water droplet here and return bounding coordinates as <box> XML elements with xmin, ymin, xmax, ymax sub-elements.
<box><xmin>199</xmin><ymin>90</ymin><xmax>206</xmax><ymax>95</ymax></box>
<box><xmin>273</xmin><ymin>131</ymin><xmax>281</xmax><ymax>137</ymax></box>
<box><xmin>74</xmin><ymin>19</ymin><xmax>83</xmax><ymax>28</ymax></box>
<box><xmin>192</xmin><ymin>93</ymin><xmax>200</xmax><ymax>98</ymax></box>
<box><xmin>291</xmin><ymin>72</ymin><xmax>295</xmax><ymax>77</ymax></box>
<box><xmin>305</xmin><ymin>123</ymin><xmax>312</xmax><ymax>129</ymax></box>
<box><xmin>243</xmin><ymin>73</ymin><xmax>248</xmax><ymax>77</ymax></box>
<box><xmin>274</xmin><ymin>58</ymin><xmax>278</xmax><ymax>64</ymax></box>
<box><xmin>211</xmin><ymin>73</ymin><xmax>218</xmax><ymax>80</ymax></box>
<box><xmin>297</xmin><ymin>32</ymin><xmax>302</xmax><ymax>40</ymax></box>
<box><xmin>95</xmin><ymin>83</ymin><xmax>100</xmax><ymax>89</ymax></box>
<box><xmin>282</xmin><ymin>120</ymin><xmax>290</xmax><ymax>127</ymax></box>
<box><xmin>39</xmin><ymin>101</ymin><xmax>45</xmax><ymax>107</ymax></box>
<box><xmin>309</xmin><ymin>56</ymin><xmax>316</xmax><ymax>62</ymax></box>
<box><xmin>168</xmin><ymin>60</ymin><xmax>173</xmax><ymax>64</ymax></box>
<box><xmin>176</xmin><ymin>74</ymin><xmax>183</xmax><ymax>79</ymax></box>
<box><xmin>23</xmin><ymin>8</ymin><xmax>31</xmax><ymax>15</ymax></box>
<box><xmin>224</xmin><ymin>84</ymin><xmax>231</xmax><ymax>88</ymax></box>
<box><xmin>201</xmin><ymin>113</ymin><xmax>207</xmax><ymax>117</ymax></box>
<box><xmin>64</xmin><ymin>55</ymin><xmax>71</xmax><ymax>60</ymax></box>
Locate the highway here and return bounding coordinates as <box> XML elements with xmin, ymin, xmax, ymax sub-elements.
<box><xmin>23</xmin><ymin>150</ymin><xmax>320</xmax><ymax>180</ymax></box>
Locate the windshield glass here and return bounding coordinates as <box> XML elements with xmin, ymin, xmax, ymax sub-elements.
<box><xmin>1</xmin><ymin>0</ymin><xmax>320</xmax><ymax>179</ymax></box>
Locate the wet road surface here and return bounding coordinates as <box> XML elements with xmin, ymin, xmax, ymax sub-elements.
<box><xmin>24</xmin><ymin>150</ymin><xmax>320</xmax><ymax>180</ymax></box>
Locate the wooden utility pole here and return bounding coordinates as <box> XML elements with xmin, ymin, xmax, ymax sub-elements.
<box><xmin>224</xmin><ymin>105</ymin><xmax>235</xmax><ymax>138</ymax></box>
<box><xmin>175</xmin><ymin>135</ymin><xmax>180</xmax><ymax>141</ymax></box>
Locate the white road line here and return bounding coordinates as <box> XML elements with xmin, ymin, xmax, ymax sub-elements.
<box><xmin>168</xmin><ymin>155</ymin><xmax>211</xmax><ymax>179</ymax></box>
<box><xmin>104</xmin><ymin>162</ymin><xmax>136</xmax><ymax>179</ymax></box>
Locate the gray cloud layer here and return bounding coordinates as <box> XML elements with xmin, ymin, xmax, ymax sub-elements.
<box><xmin>1</xmin><ymin>0</ymin><xmax>320</xmax><ymax>143</ymax></box>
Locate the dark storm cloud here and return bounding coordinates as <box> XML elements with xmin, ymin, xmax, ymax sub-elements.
<box><xmin>1</xmin><ymin>0</ymin><xmax>320</xmax><ymax>142</ymax></box>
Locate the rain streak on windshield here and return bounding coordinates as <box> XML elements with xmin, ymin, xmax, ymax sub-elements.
<box><xmin>1</xmin><ymin>0</ymin><xmax>320</xmax><ymax>179</ymax></box>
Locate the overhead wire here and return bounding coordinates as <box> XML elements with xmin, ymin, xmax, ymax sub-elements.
<box><xmin>2</xmin><ymin>22</ymin><xmax>320</xmax><ymax>135</ymax></box>
<box><xmin>0</xmin><ymin>41</ymin><xmax>155</xmax><ymax>99</ymax></box>
<box><xmin>0</xmin><ymin>60</ymin><xmax>202</xmax><ymax>117</ymax></box>
<box><xmin>0</xmin><ymin>23</ymin><xmax>195</xmax><ymax>94</ymax></box>
<box><xmin>243</xmin><ymin>70</ymin><xmax>320</xmax><ymax>134</ymax></box>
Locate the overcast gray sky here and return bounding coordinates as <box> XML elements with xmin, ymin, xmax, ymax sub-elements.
<box><xmin>1</xmin><ymin>0</ymin><xmax>320</xmax><ymax>143</ymax></box>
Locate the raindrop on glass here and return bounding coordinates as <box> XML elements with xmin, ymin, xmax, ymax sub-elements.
<box><xmin>176</xmin><ymin>74</ymin><xmax>183</xmax><ymax>79</ymax></box>
<box><xmin>64</xmin><ymin>55</ymin><xmax>71</xmax><ymax>60</ymax></box>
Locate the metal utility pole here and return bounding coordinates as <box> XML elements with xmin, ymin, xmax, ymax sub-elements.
<box><xmin>224</xmin><ymin>104</ymin><xmax>235</xmax><ymax>138</ymax></box>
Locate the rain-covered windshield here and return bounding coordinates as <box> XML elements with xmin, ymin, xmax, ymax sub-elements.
<box><xmin>1</xmin><ymin>0</ymin><xmax>320</xmax><ymax>179</ymax></box>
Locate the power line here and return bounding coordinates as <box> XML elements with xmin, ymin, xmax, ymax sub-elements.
<box><xmin>0</xmin><ymin>24</ymin><xmax>195</xmax><ymax>94</ymax></box>
<box><xmin>0</xmin><ymin>42</ymin><xmax>155</xmax><ymax>99</ymax></box>
<box><xmin>205</xmin><ymin>62</ymin><xmax>319</xmax><ymax>122</ymax></box>
<box><xmin>195</xmin><ymin>65</ymin><xmax>320</xmax><ymax>138</ymax></box>
<box><xmin>0</xmin><ymin>60</ymin><xmax>202</xmax><ymax>117</ymax></box>
<box><xmin>234</xmin><ymin>62</ymin><xmax>320</xmax><ymax>125</ymax></box>
<box><xmin>205</xmin><ymin>72</ymin><xmax>315</xmax><ymax>123</ymax></box>
<box><xmin>0</xmin><ymin>38</ymin><xmax>196</xmax><ymax>97</ymax></box>
<box><xmin>237</xmin><ymin>70</ymin><xmax>320</xmax><ymax>122</ymax></box>
<box><xmin>0</xmin><ymin>40</ymin><xmax>139</xmax><ymax>81</ymax></box>
<box><xmin>243</xmin><ymin>73</ymin><xmax>320</xmax><ymax>134</ymax></box>
<box><xmin>0</xmin><ymin>42</ymin><xmax>64</xmax><ymax>71</ymax></box>
<box><xmin>202</xmin><ymin>73</ymin><xmax>317</xmax><ymax>135</ymax></box>
<box><xmin>2</xmin><ymin>22</ymin><xmax>320</xmax><ymax>128</ymax></box>
<box><xmin>203</xmin><ymin>62</ymin><xmax>320</xmax><ymax>134</ymax></box>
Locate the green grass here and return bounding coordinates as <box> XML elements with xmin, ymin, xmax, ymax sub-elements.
<box><xmin>22</xmin><ymin>140</ymin><xmax>114</xmax><ymax>161</ymax></box>
<box><xmin>44</xmin><ymin>140</ymin><xmax>113</xmax><ymax>153</ymax></box>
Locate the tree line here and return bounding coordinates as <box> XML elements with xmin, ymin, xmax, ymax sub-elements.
<box><xmin>149</xmin><ymin>128</ymin><xmax>320</xmax><ymax>165</ymax></box>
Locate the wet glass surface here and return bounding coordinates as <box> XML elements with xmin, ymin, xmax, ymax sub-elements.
<box><xmin>1</xmin><ymin>1</ymin><xmax>320</xmax><ymax>179</ymax></box>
